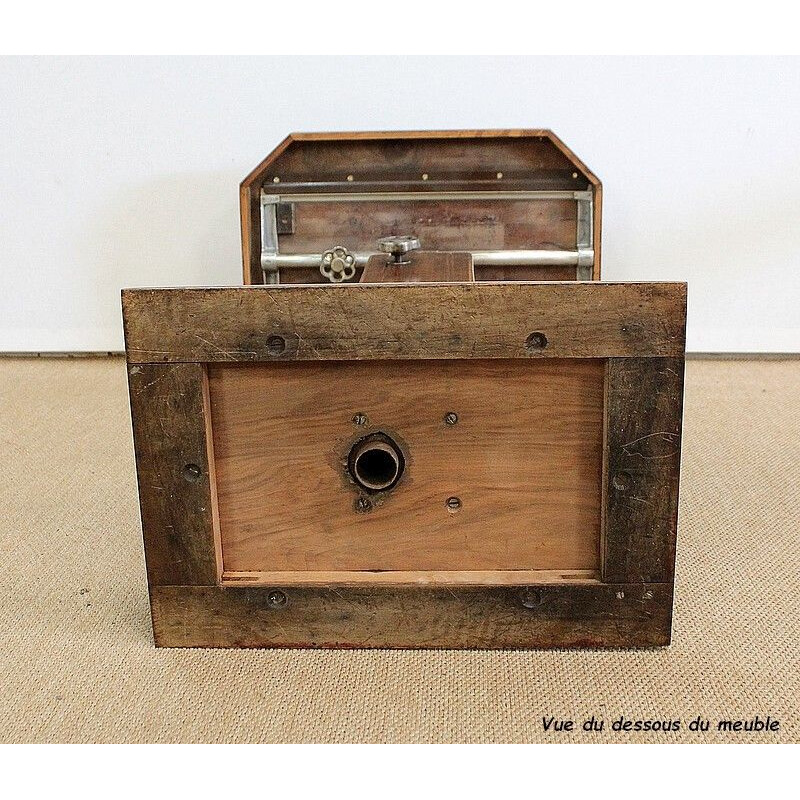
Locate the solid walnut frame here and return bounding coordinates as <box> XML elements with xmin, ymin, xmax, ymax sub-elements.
<box><xmin>122</xmin><ymin>281</ymin><xmax>686</xmax><ymax>648</ymax></box>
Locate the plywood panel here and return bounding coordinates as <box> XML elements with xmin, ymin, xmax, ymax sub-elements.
<box><xmin>208</xmin><ymin>359</ymin><xmax>604</xmax><ymax>576</ymax></box>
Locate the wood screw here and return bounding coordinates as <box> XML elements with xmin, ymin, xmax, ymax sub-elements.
<box><xmin>352</xmin><ymin>413</ymin><xmax>368</xmax><ymax>426</ymax></box>
<box><xmin>266</xmin><ymin>334</ymin><xmax>286</xmax><ymax>355</ymax></box>
<box><xmin>182</xmin><ymin>463</ymin><xmax>202</xmax><ymax>482</ymax></box>
<box><xmin>520</xmin><ymin>588</ymin><xmax>541</xmax><ymax>608</ymax></box>
<box><xmin>612</xmin><ymin>471</ymin><xmax>632</xmax><ymax>491</ymax></box>
<box><xmin>616</xmin><ymin>591</ymin><xmax>625</xmax><ymax>600</ymax></box>
<box><xmin>525</xmin><ymin>331</ymin><xmax>548</xmax><ymax>350</ymax></box>
<box><xmin>355</xmin><ymin>496</ymin><xmax>372</xmax><ymax>513</ymax></box>
<box><xmin>266</xmin><ymin>590</ymin><xmax>287</xmax><ymax>608</ymax></box>
<box><xmin>444</xmin><ymin>411</ymin><xmax>459</xmax><ymax>425</ymax></box>
<box><xmin>446</xmin><ymin>496</ymin><xmax>462</xmax><ymax>512</ymax></box>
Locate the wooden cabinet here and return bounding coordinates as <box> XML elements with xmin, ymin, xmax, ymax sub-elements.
<box><xmin>124</xmin><ymin>131</ymin><xmax>685</xmax><ymax>649</ymax></box>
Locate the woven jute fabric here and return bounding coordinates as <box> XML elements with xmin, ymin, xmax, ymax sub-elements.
<box><xmin>0</xmin><ymin>356</ymin><xmax>797</xmax><ymax>743</ymax></box>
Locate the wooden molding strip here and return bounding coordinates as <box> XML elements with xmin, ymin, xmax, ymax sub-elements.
<box><xmin>220</xmin><ymin>569</ymin><xmax>601</xmax><ymax>587</ymax></box>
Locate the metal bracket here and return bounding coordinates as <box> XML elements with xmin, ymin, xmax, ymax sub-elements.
<box><xmin>260</xmin><ymin>192</ymin><xmax>280</xmax><ymax>284</ymax></box>
<box><xmin>575</xmin><ymin>190</ymin><xmax>593</xmax><ymax>281</ymax></box>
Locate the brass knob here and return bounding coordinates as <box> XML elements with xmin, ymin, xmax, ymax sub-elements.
<box><xmin>377</xmin><ymin>235</ymin><xmax>420</xmax><ymax>265</ymax></box>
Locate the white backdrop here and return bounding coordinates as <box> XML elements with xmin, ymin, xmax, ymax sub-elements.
<box><xmin>1</xmin><ymin>56</ymin><xmax>799</xmax><ymax>353</ymax></box>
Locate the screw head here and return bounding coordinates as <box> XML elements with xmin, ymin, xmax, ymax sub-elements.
<box><xmin>616</xmin><ymin>591</ymin><xmax>625</xmax><ymax>600</ymax></box>
<box><xmin>182</xmin><ymin>463</ymin><xmax>202</xmax><ymax>482</ymax></box>
<box><xmin>355</xmin><ymin>496</ymin><xmax>372</xmax><ymax>513</ymax></box>
<box><xmin>520</xmin><ymin>588</ymin><xmax>541</xmax><ymax>609</ymax></box>
<box><xmin>352</xmin><ymin>413</ymin><xmax>368</xmax><ymax>426</ymax></box>
<box><xmin>446</xmin><ymin>496</ymin><xmax>462</xmax><ymax>512</ymax></box>
<box><xmin>266</xmin><ymin>590</ymin><xmax>287</xmax><ymax>608</ymax></box>
<box><xmin>612</xmin><ymin>471</ymin><xmax>632</xmax><ymax>491</ymax></box>
<box><xmin>444</xmin><ymin>411</ymin><xmax>459</xmax><ymax>425</ymax></box>
<box><xmin>525</xmin><ymin>331</ymin><xmax>548</xmax><ymax>351</ymax></box>
<box><xmin>266</xmin><ymin>334</ymin><xmax>286</xmax><ymax>355</ymax></box>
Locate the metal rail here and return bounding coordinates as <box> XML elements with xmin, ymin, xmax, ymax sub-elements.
<box><xmin>261</xmin><ymin>249</ymin><xmax>593</xmax><ymax>272</ymax></box>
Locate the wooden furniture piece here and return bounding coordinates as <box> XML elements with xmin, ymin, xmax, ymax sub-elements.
<box><xmin>240</xmin><ymin>130</ymin><xmax>602</xmax><ymax>285</ymax></box>
<box><xmin>124</xmin><ymin>131</ymin><xmax>686</xmax><ymax>649</ymax></box>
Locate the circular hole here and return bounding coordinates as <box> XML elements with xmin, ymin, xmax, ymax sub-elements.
<box><xmin>348</xmin><ymin>433</ymin><xmax>404</xmax><ymax>492</ymax></box>
<box><xmin>525</xmin><ymin>331</ymin><xmax>548</xmax><ymax>351</ymax></box>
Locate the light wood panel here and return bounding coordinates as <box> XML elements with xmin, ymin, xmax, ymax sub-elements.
<box><xmin>208</xmin><ymin>359</ymin><xmax>605</xmax><ymax>576</ymax></box>
<box><xmin>221</xmin><ymin>569</ymin><xmax>600</xmax><ymax>587</ymax></box>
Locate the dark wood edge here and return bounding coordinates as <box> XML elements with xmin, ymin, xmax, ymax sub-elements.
<box><xmin>593</xmin><ymin>183</ymin><xmax>603</xmax><ymax>280</ymax></box>
<box><xmin>601</xmin><ymin>358</ymin><xmax>685</xmax><ymax>583</ymax></box>
<box><xmin>240</xmin><ymin>130</ymin><xmax>592</xmax><ymax>189</ymax></box>
<box><xmin>127</xmin><ymin>363</ymin><xmax>218</xmax><ymax>586</ymax></box>
<box><xmin>150</xmin><ymin>583</ymin><xmax>673</xmax><ymax>649</ymax></box>
<box><xmin>240</xmin><ymin>183</ymin><xmax>262</xmax><ymax>286</ymax></box>
<box><xmin>122</xmin><ymin>282</ymin><xmax>687</xmax><ymax>364</ymax></box>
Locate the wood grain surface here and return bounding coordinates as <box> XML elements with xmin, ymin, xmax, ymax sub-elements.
<box><xmin>122</xmin><ymin>282</ymin><xmax>687</xmax><ymax>364</ymax></box>
<box><xmin>126</xmin><ymin>363</ymin><xmax>219</xmax><ymax>586</ymax></box>
<box><xmin>150</xmin><ymin>582</ymin><xmax>672</xmax><ymax>648</ymax></box>
<box><xmin>602</xmin><ymin>357</ymin><xmax>685</xmax><ymax>583</ymax></box>
<box><xmin>282</xmin><ymin>198</ymin><xmax>577</xmax><ymax>251</ymax></box>
<box><xmin>208</xmin><ymin>359</ymin><xmax>604</xmax><ymax>575</ymax></box>
<box><xmin>360</xmin><ymin>251</ymin><xmax>474</xmax><ymax>283</ymax></box>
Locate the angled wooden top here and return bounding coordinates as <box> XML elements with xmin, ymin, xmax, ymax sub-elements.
<box><xmin>241</xmin><ymin>129</ymin><xmax>600</xmax><ymax>192</ymax></box>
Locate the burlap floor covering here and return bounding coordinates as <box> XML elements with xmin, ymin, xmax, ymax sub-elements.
<box><xmin>0</xmin><ymin>357</ymin><xmax>797</xmax><ymax>743</ymax></box>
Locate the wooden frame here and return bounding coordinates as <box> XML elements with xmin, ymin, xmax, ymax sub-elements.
<box><xmin>123</xmin><ymin>281</ymin><xmax>685</xmax><ymax>648</ymax></box>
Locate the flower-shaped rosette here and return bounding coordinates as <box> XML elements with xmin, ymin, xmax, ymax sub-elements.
<box><xmin>320</xmin><ymin>246</ymin><xmax>356</xmax><ymax>283</ymax></box>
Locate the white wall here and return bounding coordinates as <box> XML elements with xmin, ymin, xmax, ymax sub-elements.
<box><xmin>2</xmin><ymin>56</ymin><xmax>799</xmax><ymax>353</ymax></box>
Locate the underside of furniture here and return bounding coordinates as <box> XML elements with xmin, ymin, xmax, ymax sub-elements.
<box><xmin>123</xmin><ymin>281</ymin><xmax>686</xmax><ymax>649</ymax></box>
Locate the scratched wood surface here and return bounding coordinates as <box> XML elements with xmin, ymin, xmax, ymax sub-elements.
<box><xmin>122</xmin><ymin>282</ymin><xmax>687</xmax><ymax>364</ymax></box>
<box><xmin>150</xmin><ymin>583</ymin><xmax>673</xmax><ymax>648</ymax></box>
<box><xmin>602</xmin><ymin>357</ymin><xmax>685</xmax><ymax>583</ymax></box>
<box><xmin>126</xmin><ymin>363</ymin><xmax>219</xmax><ymax>586</ymax></box>
<box><xmin>208</xmin><ymin>359</ymin><xmax>604</xmax><ymax>575</ymax></box>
